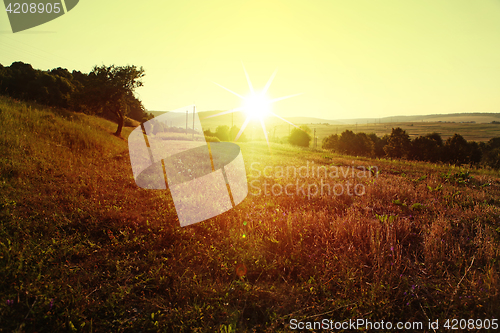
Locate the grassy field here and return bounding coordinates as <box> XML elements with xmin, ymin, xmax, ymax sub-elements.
<box><xmin>1</xmin><ymin>95</ymin><xmax>500</xmax><ymax>332</ymax></box>
<box><xmin>308</xmin><ymin>122</ymin><xmax>500</xmax><ymax>143</ymax></box>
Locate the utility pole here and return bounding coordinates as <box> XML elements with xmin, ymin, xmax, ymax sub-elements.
<box><xmin>192</xmin><ymin>106</ymin><xmax>195</xmax><ymax>140</ymax></box>
<box><xmin>186</xmin><ymin>110</ymin><xmax>188</xmax><ymax>135</ymax></box>
<box><xmin>314</xmin><ymin>128</ymin><xmax>316</xmax><ymax>148</ymax></box>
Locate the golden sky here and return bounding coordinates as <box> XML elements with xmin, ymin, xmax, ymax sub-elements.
<box><xmin>1</xmin><ymin>0</ymin><xmax>500</xmax><ymax>119</ymax></box>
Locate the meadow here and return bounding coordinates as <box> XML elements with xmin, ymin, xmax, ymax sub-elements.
<box><xmin>1</xmin><ymin>95</ymin><xmax>500</xmax><ymax>332</ymax></box>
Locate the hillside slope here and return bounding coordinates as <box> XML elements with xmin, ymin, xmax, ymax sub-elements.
<box><xmin>1</xmin><ymin>95</ymin><xmax>500</xmax><ymax>331</ymax></box>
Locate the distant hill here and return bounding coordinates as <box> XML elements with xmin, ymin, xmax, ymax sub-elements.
<box><xmin>148</xmin><ymin>110</ymin><xmax>168</xmax><ymax>117</ymax></box>
<box><xmin>335</xmin><ymin>113</ymin><xmax>500</xmax><ymax>125</ymax></box>
<box><xmin>147</xmin><ymin>110</ymin><xmax>500</xmax><ymax>126</ymax></box>
<box><xmin>418</xmin><ymin>113</ymin><xmax>500</xmax><ymax>123</ymax></box>
<box><xmin>149</xmin><ymin>110</ymin><xmax>235</xmax><ymax>119</ymax></box>
<box><xmin>282</xmin><ymin>116</ymin><xmax>344</xmax><ymax>125</ymax></box>
<box><xmin>148</xmin><ymin>110</ymin><xmax>344</xmax><ymax>126</ymax></box>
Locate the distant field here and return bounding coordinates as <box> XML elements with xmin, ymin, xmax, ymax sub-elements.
<box><xmin>335</xmin><ymin>112</ymin><xmax>500</xmax><ymax>125</ymax></box>
<box><xmin>151</xmin><ymin>110</ymin><xmax>500</xmax><ymax>143</ymax></box>
<box><xmin>197</xmin><ymin>115</ymin><xmax>500</xmax><ymax>143</ymax></box>
<box><xmin>310</xmin><ymin>121</ymin><xmax>500</xmax><ymax>143</ymax></box>
<box><xmin>423</xmin><ymin>115</ymin><xmax>500</xmax><ymax>123</ymax></box>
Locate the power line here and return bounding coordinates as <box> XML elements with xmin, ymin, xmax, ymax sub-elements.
<box><xmin>0</xmin><ymin>35</ymin><xmax>75</xmax><ymax>69</ymax></box>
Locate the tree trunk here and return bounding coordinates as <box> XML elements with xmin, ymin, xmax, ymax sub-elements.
<box><xmin>114</xmin><ymin>110</ymin><xmax>124</xmax><ymax>137</ymax></box>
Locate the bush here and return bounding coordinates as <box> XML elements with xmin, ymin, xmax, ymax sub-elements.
<box><xmin>215</xmin><ymin>125</ymin><xmax>230</xmax><ymax>141</ymax></box>
<box><xmin>322</xmin><ymin>134</ymin><xmax>339</xmax><ymax>150</ymax></box>
<box><xmin>409</xmin><ymin>134</ymin><xmax>443</xmax><ymax>162</ymax></box>
<box><xmin>204</xmin><ymin>129</ymin><xmax>216</xmax><ymax>137</ymax></box>
<box><xmin>205</xmin><ymin>136</ymin><xmax>220</xmax><ymax>142</ymax></box>
<box><xmin>288</xmin><ymin>125</ymin><xmax>311</xmax><ymax>147</ymax></box>
<box><xmin>205</xmin><ymin>126</ymin><xmax>247</xmax><ymax>142</ymax></box>
<box><xmin>230</xmin><ymin>125</ymin><xmax>247</xmax><ymax>142</ymax></box>
<box><xmin>124</xmin><ymin>117</ymin><xmax>140</xmax><ymax>127</ymax></box>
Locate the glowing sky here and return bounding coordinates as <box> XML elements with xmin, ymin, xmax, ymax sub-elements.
<box><xmin>1</xmin><ymin>0</ymin><xmax>500</xmax><ymax>119</ymax></box>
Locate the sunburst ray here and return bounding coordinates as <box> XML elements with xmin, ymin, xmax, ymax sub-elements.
<box><xmin>269</xmin><ymin>93</ymin><xmax>303</xmax><ymax>104</ymax></box>
<box><xmin>202</xmin><ymin>107</ymin><xmax>244</xmax><ymax>119</ymax></box>
<box><xmin>212</xmin><ymin>81</ymin><xmax>244</xmax><ymax>99</ymax></box>
<box><xmin>241</xmin><ymin>62</ymin><xmax>254</xmax><ymax>95</ymax></box>
<box><xmin>262</xmin><ymin>69</ymin><xmax>278</xmax><ymax>95</ymax></box>
<box><xmin>234</xmin><ymin>117</ymin><xmax>252</xmax><ymax>141</ymax></box>
<box><xmin>211</xmin><ymin>64</ymin><xmax>302</xmax><ymax>148</ymax></box>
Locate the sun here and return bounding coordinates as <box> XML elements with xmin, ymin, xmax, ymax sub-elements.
<box><xmin>204</xmin><ymin>63</ymin><xmax>302</xmax><ymax>147</ymax></box>
<box><xmin>243</xmin><ymin>92</ymin><xmax>271</xmax><ymax>120</ymax></box>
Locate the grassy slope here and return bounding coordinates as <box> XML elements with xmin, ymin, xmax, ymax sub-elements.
<box><xmin>1</xmin><ymin>95</ymin><xmax>500</xmax><ymax>332</ymax></box>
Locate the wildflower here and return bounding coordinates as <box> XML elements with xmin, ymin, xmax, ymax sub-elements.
<box><xmin>49</xmin><ymin>299</ymin><xmax>54</xmax><ymax>309</ymax></box>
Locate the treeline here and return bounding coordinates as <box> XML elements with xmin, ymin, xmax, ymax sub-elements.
<box><xmin>203</xmin><ymin>125</ymin><xmax>248</xmax><ymax>142</ymax></box>
<box><xmin>0</xmin><ymin>61</ymin><xmax>150</xmax><ymax>136</ymax></box>
<box><xmin>323</xmin><ymin>128</ymin><xmax>500</xmax><ymax>169</ymax></box>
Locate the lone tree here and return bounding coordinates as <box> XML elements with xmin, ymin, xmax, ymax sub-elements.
<box><xmin>87</xmin><ymin>65</ymin><xmax>145</xmax><ymax>136</ymax></box>
<box><xmin>443</xmin><ymin>133</ymin><xmax>470</xmax><ymax>165</ymax></box>
<box><xmin>288</xmin><ymin>125</ymin><xmax>312</xmax><ymax>147</ymax></box>
<box><xmin>215</xmin><ymin>125</ymin><xmax>230</xmax><ymax>141</ymax></box>
<box><xmin>384</xmin><ymin>127</ymin><xmax>411</xmax><ymax>159</ymax></box>
<box><xmin>322</xmin><ymin>133</ymin><xmax>339</xmax><ymax>150</ymax></box>
<box><xmin>409</xmin><ymin>133</ymin><xmax>443</xmax><ymax>162</ymax></box>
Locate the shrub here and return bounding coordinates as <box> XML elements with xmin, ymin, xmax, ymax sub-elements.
<box><xmin>410</xmin><ymin>135</ymin><xmax>442</xmax><ymax>162</ymax></box>
<box><xmin>230</xmin><ymin>125</ymin><xmax>247</xmax><ymax>142</ymax></box>
<box><xmin>288</xmin><ymin>126</ymin><xmax>311</xmax><ymax>147</ymax></box>
<box><xmin>322</xmin><ymin>134</ymin><xmax>339</xmax><ymax>150</ymax></box>
<box><xmin>215</xmin><ymin>125</ymin><xmax>230</xmax><ymax>141</ymax></box>
<box><xmin>205</xmin><ymin>136</ymin><xmax>220</xmax><ymax>142</ymax></box>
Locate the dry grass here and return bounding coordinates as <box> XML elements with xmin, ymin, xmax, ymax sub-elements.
<box><xmin>1</xmin><ymin>95</ymin><xmax>499</xmax><ymax>332</ymax></box>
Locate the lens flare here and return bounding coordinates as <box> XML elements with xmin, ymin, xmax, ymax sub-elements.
<box><xmin>243</xmin><ymin>93</ymin><xmax>270</xmax><ymax>120</ymax></box>
<box><xmin>205</xmin><ymin>64</ymin><xmax>303</xmax><ymax>148</ymax></box>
